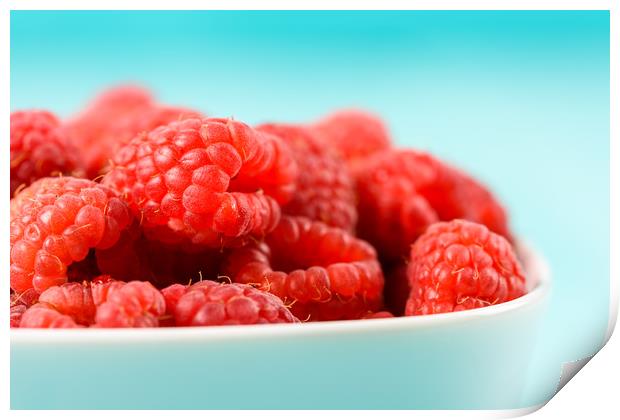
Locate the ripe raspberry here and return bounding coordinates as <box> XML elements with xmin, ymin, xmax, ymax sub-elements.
<box><xmin>172</xmin><ymin>280</ymin><xmax>298</xmax><ymax>326</ymax></box>
<box><xmin>10</xmin><ymin>110</ymin><xmax>81</xmax><ymax>196</ymax></box>
<box><xmin>222</xmin><ymin>216</ymin><xmax>384</xmax><ymax>321</ymax></box>
<box><xmin>362</xmin><ymin>311</ymin><xmax>395</xmax><ymax>319</ymax></box>
<box><xmin>354</xmin><ymin>149</ymin><xmax>510</xmax><ymax>261</ymax></box>
<box><xmin>405</xmin><ymin>219</ymin><xmax>526</xmax><ymax>316</ymax></box>
<box><xmin>95</xmin><ymin>281</ymin><xmax>165</xmax><ymax>328</ymax></box>
<box><xmin>312</xmin><ymin>109</ymin><xmax>391</xmax><ymax>164</ymax></box>
<box><xmin>19</xmin><ymin>303</ymin><xmax>80</xmax><ymax>328</ymax></box>
<box><xmin>103</xmin><ymin>117</ymin><xmax>297</xmax><ymax>248</ymax></box>
<box><xmin>10</xmin><ymin>177</ymin><xmax>132</xmax><ymax>293</ymax></box>
<box><xmin>257</xmin><ymin>123</ymin><xmax>357</xmax><ymax>231</ymax></box>
<box><xmin>38</xmin><ymin>282</ymin><xmax>96</xmax><ymax>325</ymax></box>
<box><xmin>66</xmin><ymin>85</ymin><xmax>155</xmax><ymax>177</ymax></box>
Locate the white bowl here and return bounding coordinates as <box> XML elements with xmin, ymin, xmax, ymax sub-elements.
<box><xmin>10</xmin><ymin>241</ymin><xmax>551</xmax><ymax>409</ymax></box>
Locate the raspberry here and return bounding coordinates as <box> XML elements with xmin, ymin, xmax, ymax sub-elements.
<box><xmin>312</xmin><ymin>109</ymin><xmax>391</xmax><ymax>164</ymax></box>
<box><xmin>257</xmin><ymin>123</ymin><xmax>357</xmax><ymax>231</ymax></box>
<box><xmin>172</xmin><ymin>280</ymin><xmax>298</xmax><ymax>326</ymax></box>
<box><xmin>95</xmin><ymin>281</ymin><xmax>165</xmax><ymax>328</ymax></box>
<box><xmin>222</xmin><ymin>216</ymin><xmax>384</xmax><ymax>321</ymax></box>
<box><xmin>10</xmin><ymin>110</ymin><xmax>81</xmax><ymax>196</ymax></box>
<box><xmin>354</xmin><ymin>149</ymin><xmax>510</xmax><ymax>261</ymax></box>
<box><xmin>103</xmin><ymin>117</ymin><xmax>297</xmax><ymax>248</ymax></box>
<box><xmin>10</xmin><ymin>177</ymin><xmax>133</xmax><ymax>293</ymax></box>
<box><xmin>38</xmin><ymin>282</ymin><xmax>96</xmax><ymax>325</ymax></box>
<box><xmin>20</xmin><ymin>303</ymin><xmax>80</xmax><ymax>328</ymax></box>
<box><xmin>405</xmin><ymin>219</ymin><xmax>526</xmax><ymax>315</ymax></box>
<box><xmin>362</xmin><ymin>311</ymin><xmax>394</xmax><ymax>319</ymax></box>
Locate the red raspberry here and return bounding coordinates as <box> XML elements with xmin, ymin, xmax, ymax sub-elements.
<box><xmin>103</xmin><ymin>117</ymin><xmax>297</xmax><ymax>248</ymax></box>
<box><xmin>222</xmin><ymin>216</ymin><xmax>384</xmax><ymax>321</ymax></box>
<box><xmin>10</xmin><ymin>177</ymin><xmax>133</xmax><ymax>293</ymax></box>
<box><xmin>95</xmin><ymin>281</ymin><xmax>165</xmax><ymax>328</ymax></box>
<box><xmin>312</xmin><ymin>109</ymin><xmax>391</xmax><ymax>164</ymax></box>
<box><xmin>66</xmin><ymin>85</ymin><xmax>155</xmax><ymax>177</ymax></box>
<box><xmin>354</xmin><ymin>149</ymin><xmax>510</xmax><ymax>261</ymax></box>
<box><xmin>19</xmin><ymin>303</ymin><xmax>80</xmax><ymax>328</ymax></box>
<box><xmin>38</xmin><ymin>282</ymin><xmax>96</xmax><ymax>325</ymax></box>
<box><xmin>10</xmin><ymin>110</ymin><xmax>81</xmax><ymax>196</ymax></box>
<box><xmin>257</xmin><ymin>123</ymin><xmax>357</xmax><ymax>231</ymax></box>
<box><xmin>172</xmin><ymin>280</ymin><xmax>298</xmax><ymax>326</ymax></box>
<box><xmin>362</xmin><ymin>311</ymin><xmax>395</xmax><ymax>319</ymax></box>
<box><xmin>405</xmin><ymin>219</ymin><xmax>526</xmax><ymax>315</ymax></box>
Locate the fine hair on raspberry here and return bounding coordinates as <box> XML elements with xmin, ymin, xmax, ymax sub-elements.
<box><xmin>222</xmin><ymin>216</ymin><xmax>384</xmax><ymax>321</ymax></box>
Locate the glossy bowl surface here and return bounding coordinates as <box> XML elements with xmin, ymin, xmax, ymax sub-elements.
<box><xmin>10</xmin><ymin>242</ymin><xmax>550</xmax><ymax>409</ymax></box>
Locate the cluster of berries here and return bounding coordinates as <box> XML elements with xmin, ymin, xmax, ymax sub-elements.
<box><xmin>10</xmin><ymin>85</ymin><xmax>527</xmax><ymax>328</ymax></box>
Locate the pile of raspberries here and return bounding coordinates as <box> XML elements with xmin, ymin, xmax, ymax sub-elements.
<box><xmin>10</xmin><ymin>85</ymin><xmax>527</xmax><ymax>328</ymax></box>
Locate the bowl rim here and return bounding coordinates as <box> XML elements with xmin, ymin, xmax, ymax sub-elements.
<box><xmin>10</xmin><ymin>240</ymin><xmax>551</xmax><ymax>344</ymax></box>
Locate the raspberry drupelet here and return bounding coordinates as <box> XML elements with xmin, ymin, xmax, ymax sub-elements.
<box><xmin>10</xmin><ymin>177</ymin><xmax>133</xmax><ymax>294</ymax></box>
<box><xmin>406</xmin><ymin>219</ymin><xmax>526</xmax><ymax>316</ymax></box>
<box><xmin>311</xmin><ymin>109</ymin><xmax>392</xmax><ymax>165</ymax></box>
<box><xmin>354</xmin><ymin>149</ymin><xmax>510</xmax><ymax>262</ymax></box>
<box><xmin>257</xmin><ymin>123</ymin><xmax>357</xmax><ymax>231</ymax></box>
<box><xmin>171</xmin><ymin>280</ymin><xmax>298</xmax><ymax>326</ymax></box>
<box><xmin>103</xmin><ymin>117</ymin><xmax>298</xmax><ymax>248</ymax></box>
<box><xmin>10</xmin><ymin>110</ymin><xmax>81</xmax><ymax>197</ymax></box>
<box><xmin>222</xmin><ymin>216</ymin><xmax>384</xmax><ymax>321</ymax></box>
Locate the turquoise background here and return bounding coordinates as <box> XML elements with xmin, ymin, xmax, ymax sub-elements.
<box><xmin>10</xmin><ymin>11</ymin><xmax>610</xmax><ymax>408</ymax></box>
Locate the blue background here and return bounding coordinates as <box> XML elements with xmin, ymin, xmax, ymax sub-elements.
<box><xmin>10</xmin><ymin>11</ymin><xmax>610</xmax><ymax>407</ymax></box>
